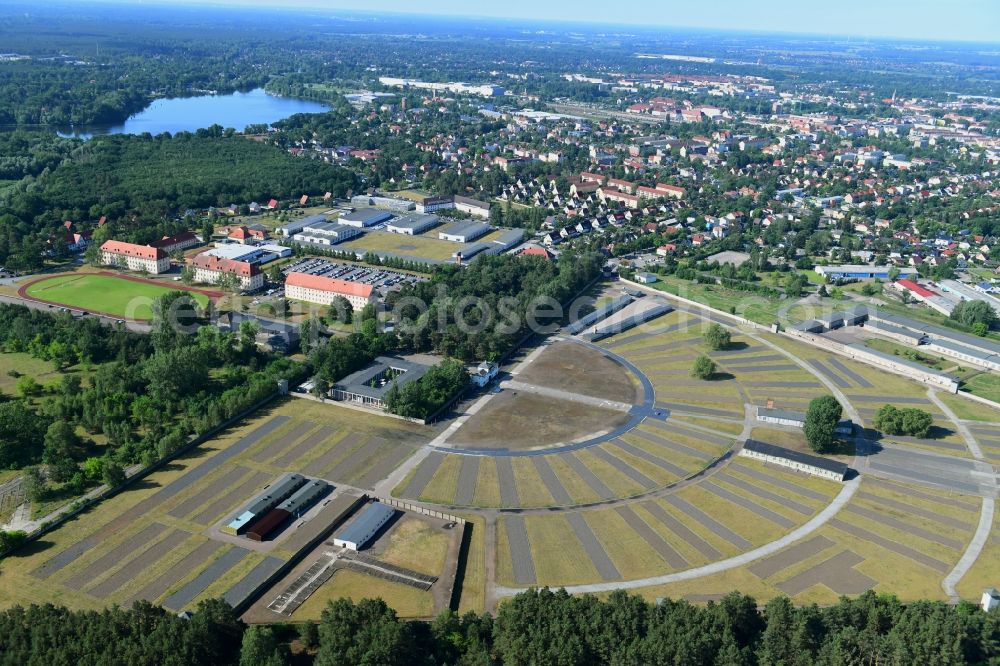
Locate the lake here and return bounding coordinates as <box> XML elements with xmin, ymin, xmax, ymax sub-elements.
<box><xmin>58</xmin><ymin>88</ymin><xmax>328</xmax><ymax>138</ymax></box>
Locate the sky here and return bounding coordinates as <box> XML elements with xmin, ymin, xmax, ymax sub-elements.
<box><xmin>140</xmin><ymin>0</ymin><xmax>999</xmax><ymax>43</ymax></box>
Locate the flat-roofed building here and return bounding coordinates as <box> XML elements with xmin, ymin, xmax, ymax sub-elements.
<box><xmin>189</xmin><ymin>253</ymin><xmax>263</xmax><ymax>292</ymax></box>
<box><xmin>279</xmin><ymin>214</ymin><xmax>328</xmax><ymax>237</ymax></box>
<box><xmin>331</xmin><ymin>356</ymin><xmax>433</xmax><ymax>409</ymax></box>
<box><xmin>101</xmin><ymin>240</ymin><xmax>171</xmax><ymax>274</ymax></box>
<box><xmin>814</xmin><ymin>264</ymin><xmax>917</xmax><ymax>280</ymax></box>
<box><xmin>332</xmin><ymin>502</ymin><xmax>397</xmax><ymax>550</ymax></box>
<box><xmin>284</xmin><ymin>272</ymin><xmax>375</xmax><ymax>311</ymax></box>
<box><xmin>386</xmin><ymin>213</ymin><xmax>441</xmax><ymax>235</ymax></box>
<box><xmin>339</xmin><ymin>209</ymin><xmax>392</xmax><ymax>228</ymax></box>
<box><xmin>439</xmin><ymin>220</ymin><xmax>492</xmax><ymax>243</ymax></box>
<box><xmin>292</xmin><ymin>222</ymin><xmax>363</xmax><ymax>246</ymax></box>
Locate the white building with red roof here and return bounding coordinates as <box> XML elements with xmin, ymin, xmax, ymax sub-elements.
<box><xmin>284</xmin><ymin>272</ymin><xmax>375</xmax><ymax>311</ymax></box>
<box><xmin>100</xmin><ymin>240</ymin><xmax>170</xmax><ymax>274</ymax></box>
<box><xmin>189</xmin><ymin>253</ymin><xmax>262</xmax><ymax>292</ymax></box>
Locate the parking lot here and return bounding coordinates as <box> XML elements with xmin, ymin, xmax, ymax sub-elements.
<box><xmin>281</xmin><ymin>258</ymin><xmax>424</xmax><ymax>296</ymax></box>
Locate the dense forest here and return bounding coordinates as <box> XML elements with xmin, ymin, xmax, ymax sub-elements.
<box><xmin>0</xmin><ymin>131</ymin><xmax>356</xmax><ymax>268</ymax></box>
<box><xmin>0</xmin><ymin>299</ymin><xmax>302</xmax><ymax>490</ymax></box>
<box><xmin>0</xmin><ymin>589</ymin><xmax>996</xmax><ymax>665</ymax></box>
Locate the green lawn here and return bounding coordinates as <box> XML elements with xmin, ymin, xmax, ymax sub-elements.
<box><xmin>649</xmin><ymin>276</ymin><xmax>784</xmax><ymax>326</ymax></box>
<box><xmin>962</xmin><ymin>372</ymin><xmax>1000</xmax><ymax>405</ymax></box>
<box><xmin>25</xmin><ymin>274</ymin><xmax>209</xmax><ymax>320</ymax></box>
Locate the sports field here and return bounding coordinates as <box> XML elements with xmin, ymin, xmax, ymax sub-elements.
<box><xmin>23</xmin><ymin>273</ymin><xmax>211</xmax><ymax>320</ymax></box>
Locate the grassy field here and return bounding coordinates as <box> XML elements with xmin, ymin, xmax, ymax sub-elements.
<box><xmin>516</xmin><ymin>341</ymin><xmax>640</xmax><ymax>404</ymax></box>
<box><xmin>0</xmin><ymin>398</ymin><xmax>433</xmax><ymax>613</ymax></box>
<box><xmin>24</xmin><ymin>273</ymin><xmax>210</xmax><ymax>320</ymax></box>
<box><xmin>0</xmin><ymin>351</ymin><xmax>69</xmax><ymax>394</ymax></box>
<box><xmin>378</xmin><ymin>516</ymin><xmax>451</xmax><ymax>577</ymax></box>
<box><xmin>648</xmin><ymin>276</ymin><xmax>784</xmax><ymax>326</ymax></box>
<box><xmin>961</xmin><ymin>373</ymin><xmax>1000</xmax><ymax>404</ymax></box>
<box><xmin>293</xmin><ymin>569</ymin><xmax>434</xmax><ymax>619</ymax></box>
<box><xmin>940</xmin><ymin>393</ymin><xmax>1000</xmax><ymax>422</ymax></box>
<box><xmin>338</xmin><ymin>230</ymin><xmax>458</xmax><ymax>262</ymax></box>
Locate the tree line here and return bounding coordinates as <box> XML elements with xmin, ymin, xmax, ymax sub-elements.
<box><xmin>0</xmin><ymin>589</ymin><xmax>997</xmax><ymax>665</ymax></box>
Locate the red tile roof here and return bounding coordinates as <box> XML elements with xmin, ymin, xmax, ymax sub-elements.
<box><xmin>189</xmin><ymin>254</ymin><xmax>258</xmax><ymax>277</ymax></box>
<box><xmin>285</xmin><ymin>272</ymin><xmax>373</xmax><ymax>298</ymax></box>
<box><xmin>100</xmin><ymin>240</ymin><xmax>166</xmax><ymax>261</ymax></box>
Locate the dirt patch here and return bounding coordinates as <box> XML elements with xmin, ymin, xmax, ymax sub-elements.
<box><xmin>517</xmin><ymin>341</ymin><xmax>640</xmax><ymax>404</ymax></box>
<box><xmin>453</xmin><ymin>391</ymin><xmax>630</xmax><ymax>451</ymax></box>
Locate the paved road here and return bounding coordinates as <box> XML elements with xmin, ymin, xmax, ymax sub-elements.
<box><xmin>0</xmin><ymin>294</ymin><xmax>150</xmax><ymax>332</ymax></box>
<box><xmin>502</xmin><ymin>379</ymin><xmax>632</xmax><ymax>412</ymax></box>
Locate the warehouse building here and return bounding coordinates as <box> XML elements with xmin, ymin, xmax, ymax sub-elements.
<box><xmin>279</xmin><ymin>214</ymin><xmax>328</xmax><ymax>238</ymax></box>
<box><xmin>332</xmin><ymin>502</ymin><xmax>398</xmax><ymax>551</ymax></box>
<box><xmin>740</xmin><ymin>440</ymin><xmax>848</xmax><ymax>482</ymax></box>
<box><xmin>284</xmin><ymin>272</ymin><xmax>375</xmax><ymax>311</ymax></box>
<box><xmin>246</xmin><ymin>479</ymin><xmax>331</xmax><ymax>542</ymax></box>
<box><xmin>223</xmin><ymin>474</ymin><xmax>306</xmax><ymax>535</ymax></box>
<box><xmin>453</xmin><ymin>195</ymin><xmax>491</xmax><ymax>219</ymax></box>
<box><xmin>339</xmin><ymin>209</ymin><xmax>392</xmax><ymax>228</ymax></box>
<box><xmin>814</xmin><ymin>264</ymin><xmax>916</xmax><ymax>280</ymax></box>
<box><xmin>386</xmin><ymin>213</ymin><xmax>441</xmax><ymax>235</ymax></box>
<box><xmin>439</xmin><ymin>220</ymin><xmax>492</xmax><ymax>243</ymax></box>
<box><xmin>292</xmin><ymin>222</ymin><xmax>362</xmax><ymax>246</ymax></box>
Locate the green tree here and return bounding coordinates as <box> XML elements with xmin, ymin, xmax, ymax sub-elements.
<box><xmin>315</xmin><ymin>598</ymin><xmax>417</xmax><ymax>666</ymax></box>
<box><xmin>691</xmin><ymin>355</ymin><xmax>716</xmax><ymax>380</ymax></box>
<box><xmin>16</xmin><ymin>375</ymin><xmax>42</xmax><ymax>397</ymax></box>
<box><xmin>951</xmin><ymin>300</ymin><xmax>997</xmax><ymax>330</ymax></box>
<box><xmin>329</xmin><ymin>296</ymin><xmax>353</xmax><ymax>324</ymax></box>
<box><xmin>804</xmin><ymin>395</ymin><xmax>842</xmax><ymax>453</ymax></box>
<box><xmin>42</xmin><ymin>421</ymin><xmax>81</xmax><ymax>483</ymax></box>
<box><xmin>0</xmin><ymin>529</ymin><xmax>27</xmax><ymax>554</ymax></box>
<box><xmin>703</xmin><ymin>323</ymin><xmax>731</xmax><ymax>351</ymax></box>
<box><xmin>181</xmin><ymin>265</ymin><xmax>196</xmax><ymax>285</ymax></box>
<box><xmin>240</xmin><ymin>625</ymin><xmax>288</xmax><ymax>666</ymax></box>
<box><xmin>102</xmin><ymin>460</ymin><xmax>126</xmax><ymax>487</ymax></box>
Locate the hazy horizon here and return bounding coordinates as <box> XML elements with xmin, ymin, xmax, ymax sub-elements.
<box><xmin>65</xmin><ymin>0</ymin><xmax>1000</xmax><ymax>43</ymax></box>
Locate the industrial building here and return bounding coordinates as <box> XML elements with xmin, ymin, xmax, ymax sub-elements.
<box><xmin>279</xmin><ymin>214</ymin><xmax>328</xmax><ymax>238</ymax></box>
<box><xmin>439</xmin><ymin>220</ymin><xmax>492</xmax><ymax>243</ymax></box>
<box><xmin>386</xmin><ymin>214</ymin><xmax>441</xmax><ymax>235</ymax></box>
<box><xmin>740</xmin><ymin>440</ymin><xmax>848</xmax><ymax>482</ymax></box>
<box><xmin>332</xmin><ymin>502</ymin><xmax>398</xmax><ymax>551</ymax></box>
<box><xmin>350</xmin><ymin>194</ymin><xmax>415</xmax><ymax>213</ymax></box>
<box><xmin>204</xmin><ymin>243</ymin><xmax>291</xmax><ymax>264</ymax></box>
<box><xmin>814</xmin><ymin>264</ymin><xmax>917</xmax><ymax>280</ymax></box>
<box><xmin>453</xmin><ymin>195</ymin><xmax>491</xmax><ymax>219</ymax></box>
<box><xmin>339</xmin><ymin>209</ymin><xmax>392</xmax><ymax>228</ymax></box>
<box><xmin>246</xmin><ymin>479</ymin><xmax>331</xmax><ymax>542</ymax></box>
<box><xmin>223</xmin><ymin>474</ymin><xmax>306</xmax><ymax>535</ymax></box>
<box><xmin>330</xmin><ymin>356</ymin><xmax>433</xmax><ymax>409</ymax></box>
<box><xmin>292</xmin><ymin>222</ymin><xmax>362</xmax><ymax>246</ymax></box>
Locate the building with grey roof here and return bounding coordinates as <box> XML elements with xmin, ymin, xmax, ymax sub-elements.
<box><xmin>386</xmin><ymin>213</ymin><xmax>441</xmax><ymax>235</ymax></box>
<box><xmin>740</xmin><ymin>440</ymin><xmax>848</xmax><ymax>482</ymax></box>
<box><xmin>292</xmin><ymin>223</ymin><xmax>362</xmax><ymax>246</ymax></box>
<box><xmin>332</xmin><ymin>502</ymin><xmax>397</xmax><ymax>550</ymax></box>
<box><xmin>863</xmin><ymin>320</ymin><xmax>925</xmax><ymax>346</ymax></box>
<box><xmin>339</xmin><ymin>208</ymin><xmax>393</xmax><ymax>228</ymax></box>
<box><xmin>330</xmin><ymin>356</ymin><xmax>434</xmax><ymax>409</ymax></box>
<box><xmin>279</xmin><ymin>214</ymin><xmax>327</xmax><ymax>237</ymax></box>
<box><xmin>924</xmin><ymin>338</ymin><xmax>1000</xmax><ymax>371</ymax></box>
<box><xmin>439</xmin><ymin>220</ymin><xmax>492</xmax><ymax>243</ymax></box>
